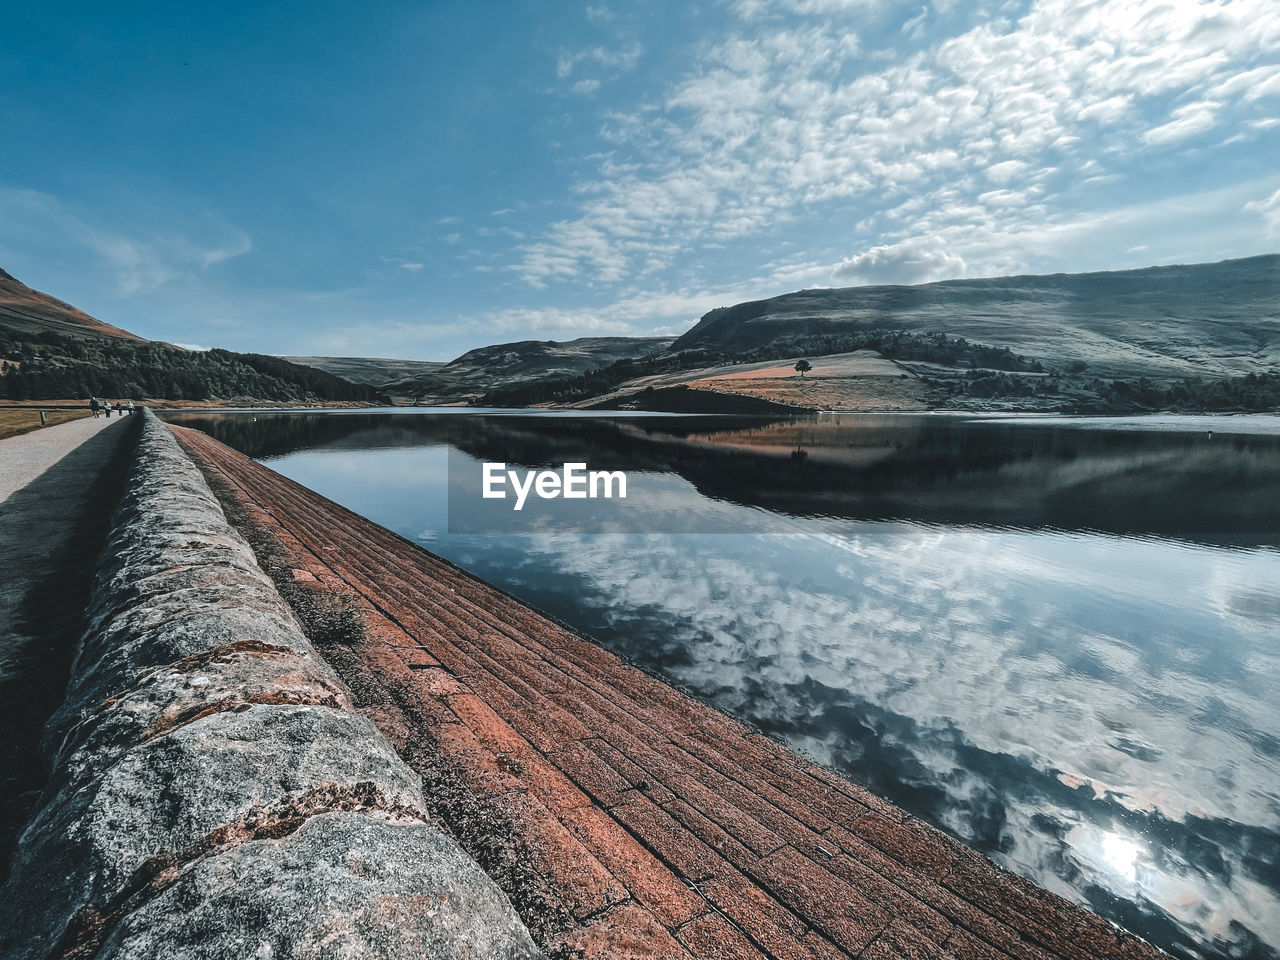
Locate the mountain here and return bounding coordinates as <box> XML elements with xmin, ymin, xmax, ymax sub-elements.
<box><xmin>393</xmin><ymin>336</ymin><xmax>675</xmax><ymax>404</ymax></box>
<box><xmin>0</xmin><ymin>269</ymin><xmax>385</xmax><ymax>404</ymax></box>
<box><xmin>672</xmin><ymin>255</ymin><xmax>1280</xmax><ymax>378</ymax></box>
<box><xmin>282</xmin><ymin>356</ymin><xmax>445</xmax><ymax>388</ymax></box>
<box><xmin>0</xmin><ymin>267</ymin><xmax>145</xmax><ymax>341</ymax></box>
<box><xmin>477</xmin><ymin>256</ymin><xmax>1280</xmax><ymax>413</ymax></box>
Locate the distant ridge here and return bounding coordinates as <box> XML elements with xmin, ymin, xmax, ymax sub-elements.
<box><xmin>0</xmin><ymin>268</ymin><xmax>145</xmax><ymax>342</ymax></box>
<box><xmin>672</xmin><ymin>254</ymin><xmax>1280</xmax><ymax>377</ymax></box>
<box><xmin>0</xmin><ymin>268</ymin><xmax>385</xmax><ymax>404</ymax></box>
<box><xmin>390</xmin><ymin>335</ymin><xmax>675</xmax><ymax>403</ymax></box>
<box><xmin>283</xmin><ymin>356</ymin><xmax>446</xmax><ymax>388</ymax></box>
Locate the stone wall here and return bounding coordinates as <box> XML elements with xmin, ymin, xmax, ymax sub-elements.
<box><xmin>0</xmin><ymin>410</ymin><xmax>540</xmax><ymax>960</ymax></box>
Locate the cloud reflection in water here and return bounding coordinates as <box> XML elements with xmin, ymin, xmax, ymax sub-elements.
<box><xmin>497</xmin><ymin>528</ymin><xmax>1280</xmax><ymax>959</ymax></box>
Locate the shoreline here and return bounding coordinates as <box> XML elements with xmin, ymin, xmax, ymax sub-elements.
<box><xmin>8</xmin><ymin>395</ymin><xmax>1280</xmax><ymax>420</ymax></box>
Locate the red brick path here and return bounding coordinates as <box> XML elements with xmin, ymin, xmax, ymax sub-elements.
<box><xmin>175</xmin><ymin>425</ymin><xmax>1165</xmax><ymax>960</ymax></box>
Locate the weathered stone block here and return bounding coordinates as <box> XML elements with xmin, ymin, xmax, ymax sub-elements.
<box><xmin>99</xmin><ymin>812</ymin><xmax>542</xmax><ymax>960</ymax></box>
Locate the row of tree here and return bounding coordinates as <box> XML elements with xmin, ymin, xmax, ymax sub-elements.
<box><xmin>0</xmin><ymin>329</ymin><xmax>386</xmax><ymax>403</ymax></box>
<box><xmin>476</xmin><ymin>328</ymin><xmax>1045</xmax><ymax>406</ymax></box>
<box><xmin>924</xmin><ymin>369</ymin><xmax>1280</xmax><ymax>411</ymax></box>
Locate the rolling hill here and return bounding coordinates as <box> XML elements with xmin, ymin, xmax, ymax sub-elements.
<box><xmin>673</xmin><ymin>255</ymin><xmax>1280</xmax><ymax>378</ymax></box>
<box><xmin>0</xmin><ymin>268</ymin><xmax>143</xmax><ymax>341</ymax></box>
<box><xmin>478</xmin><ymin>256</ymin><xmax>1279</xmax><ymax>413</ymax></box>
<box><xmin>0</xmin><ymin>269</ymin><xmax>385</xmax><ymax>404</ymax></box>
<box><xmin>282</xmin><ymin>356</ymin><xmax>445</xmax><ymax>388</ymax></box>
<box><xmin>389</xmin><ymin>336</ymin><xmax>674</xmax><ymax>404</ymax></box>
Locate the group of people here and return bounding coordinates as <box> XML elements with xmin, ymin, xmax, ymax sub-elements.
<box><xmin>88</xmin><ymin>397</ymin><xmax>135</xmax><ymax>418</ymax></box>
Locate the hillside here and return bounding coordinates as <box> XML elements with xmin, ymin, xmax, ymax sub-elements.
<box><xmin>0</xmin><ymin>268</ymin><xmax>143</xmax><ymax>341</ymax></box>
<box><xmin>393</xmin><ymin>336</ymin><xmax>674</xmax><ymax>404</ymax></box>
<box><xmin>0</xmin><ymin>269</ymin><xmax>385</xmax><ymax>404</ymax></box>
<box><xmin>673</xmin><ymin>255</ymin><xmax>1280</xmax><ymax>378</ymax></box>
<box><xmin>480</xmin><ymin>256</ymin><xmax>1280</xmax><ymax>413</ymax></box>
<box><xmin>282</xmin><ymin>356</ymin><xmax>445</xmax><ymax>388</ymax></box>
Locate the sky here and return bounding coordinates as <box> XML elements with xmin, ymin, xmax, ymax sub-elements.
<box><xmin>1</xmin><ymin>0</ymin><xmax>1278</xmax><ymax>360</ymax></box>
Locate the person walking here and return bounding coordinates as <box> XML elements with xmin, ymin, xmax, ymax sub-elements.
<box><xmin>103</xmin><ymin>400</ymin><xmax>112</xmax><ymax>418</ymax></box>
<box><xmin>89</xmin><ymin>397</ymin><xmax>100</xmax><ymax>418</ymax></box>
<box><xmin>126</xmin><ymin>400</ymin><xmax>135</xmax><ymax>415</ymax></box>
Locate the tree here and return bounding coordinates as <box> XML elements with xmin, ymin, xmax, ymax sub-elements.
<box><xmin>794</xmin><ymin>359</ymin><xmax>812</xmax><ymax>377</ymax></box>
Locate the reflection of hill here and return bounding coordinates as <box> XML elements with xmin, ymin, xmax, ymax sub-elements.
<box><xmin>160</xmin><ymin>412</ymin><xmax>401</xmax><ymax>458</ymax></box>
<box><xmin>657</xmin><ymin>419</ymin><xmax>1280</xmax><ymax>544</ymax></box>
<box><xmin>166</xmin><ymin>412</ymin><xmax>1280</xmax><ymax>546</ymax></box>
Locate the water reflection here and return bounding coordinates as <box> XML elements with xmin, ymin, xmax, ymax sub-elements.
<box><xmin>169</xmin><ymin>410</ymin><xmax>1280</xmax><ymax>544</ymax></box>
<box><xmin>163</xmin><ymin>410</ymin><xmax>1280</xmax><ymax>960</ymax></box>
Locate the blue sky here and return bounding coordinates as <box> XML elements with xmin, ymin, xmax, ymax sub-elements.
<box><xmin>1</xmin><ymin>0</ymin><xmax>1278</xmax><ymax>360</ymax></box>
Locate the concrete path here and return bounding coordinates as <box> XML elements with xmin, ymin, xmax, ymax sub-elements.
<box><xmin>179</xmin><ymin>423</ymin><xmax>1166</xmax><ymax>960</ymax></box>
<box><xmin>0</xmin><ymin>413</ymin><xmax>133</xmax><ymax>878</ymax></box>
<box><xmin>0</xmin><ymin>413</ymin><xmax>122</xmax><ymax>501</ymax></box>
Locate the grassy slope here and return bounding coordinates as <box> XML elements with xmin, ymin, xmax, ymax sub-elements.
<box><xmin>0</xmin><ymin>268</ymin><xmax>143</xmax><ymax>342</ymax></box>
<box><xmin>282</xmin><ymin>356</ymin><xmax>446</xmax><ymax>388</ymax></box>
<box><xmin>394</xmin><ymin>336</ymin><xmax>675</xmax><ymax>403</ymax></box>
<box><xmin>673</xmin><ymin>255</ymin><xmax>1280</xmax><ymax>378</ymax></box>
<box><xmin>0</xmin><ymin>269</ymin><xmax>384</xmax><ymax>404</ymax></box>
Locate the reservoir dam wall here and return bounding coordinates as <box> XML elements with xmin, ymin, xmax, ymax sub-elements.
<box><xmin>0</xmin><ymin>410</ymin><xmax>539</xmax><ymax>960</ymax></box>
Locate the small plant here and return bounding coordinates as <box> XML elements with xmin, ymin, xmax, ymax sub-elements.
<box><xmin>297</xmin><ymin>590</ymin><xmax>366</xmax><ymax>647</ymax></box>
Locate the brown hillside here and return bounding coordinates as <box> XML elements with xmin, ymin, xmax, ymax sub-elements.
<box><xmin>0</xmin><ymin>268</ymin><xmax>144</xmax><ymax>341</ymax></box>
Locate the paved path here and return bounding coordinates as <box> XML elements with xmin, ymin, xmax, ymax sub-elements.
<box><xmin>0</xmin><ymin>413</ymin><xmax>133</xmax><ymax>876</ymax></box>
<box><xmin>177</xmin><ymin>423</ymin><xmax>1167</xmax><ymax>960</ymax></box>
<box><xmin>0</xmin><ymin>413</ymin><xmax>122</xmax><ymax>500</ymax></box>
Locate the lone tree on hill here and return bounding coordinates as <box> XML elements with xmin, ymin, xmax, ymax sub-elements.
<box><xmin>794</xmin><ymin>359</ymin><xmax>812</xmax><ymax>377</ymax></box>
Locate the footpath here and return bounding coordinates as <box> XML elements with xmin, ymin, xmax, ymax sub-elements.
<box><xmin>0</xmin><ymin>414</ymin><xmax>132</xmax><ymax>874</ymax></box>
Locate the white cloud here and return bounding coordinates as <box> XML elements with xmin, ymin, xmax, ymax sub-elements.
<box><xmin>516</xmin><ymin>0</ymin><xmax>1280</xmax><ymax>295</ymax></box>
<box><xmin>731</xmin><ymin>0</ymin><xmax>883</xmax><ymax>19</ymax></box>
<box><xmin>901</xmin><ymin>5</ymin><xmax>930</xmax><ymax>39</ymax></box>
<box><xmin>833</xmin><ymin>236</ymin><xmax>966</xmax><ymax>284</ymax></box>
<box><xmin>0</xmin><ymin>187</ymin><xmax>251</xmax><ymax>295</ymax></box>
<box><xmin>485</xmin><ymin>306</ymin><xmax>630</xmax><ymax>334</ymax></box>
<box><xmin>556</xmin><ymin>42</ymin><xmax>644</xmax><ymax>79</ymax></box>
<box><xmin>1244</xmin><ymin>186</ymin><xmax>1280</xmax><ymax>236</ymax></box>
<box><xmin>195</xmin><ymin>229</ymin><xmax>252</xmax><ymax>269</ymax></box>
<box><xmin>573</xmin><ymin>78</ymin><xmax>602</xmax><ymax>96</ymax></box>
<box><xmin>1143</xmin><ymin>100</ymin><xmax>1221</xmax><ymax>146</ymax></box>
<box><xmin>305</xmin><ymin>318</ymin><xmax>473</xmax><ymax>358</ymax></box>
<box><xmin>399</xmin><ymin>261</ymin><xmax>424</xmax><ymax>272</ymax></box>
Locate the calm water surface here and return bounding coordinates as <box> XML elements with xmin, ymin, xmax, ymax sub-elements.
<box><xmin>165</xmin><ymin>410</ymin><xmax>1280</xmax><ymax>960</ymax></box>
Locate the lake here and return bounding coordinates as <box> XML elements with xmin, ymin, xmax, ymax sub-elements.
<box><xmin>163</xmin><ymin>409</ymin><xmax>1280</xmax><ymax>960</ymax></box>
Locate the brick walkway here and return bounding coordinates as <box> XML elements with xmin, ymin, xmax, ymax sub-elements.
<box><xmin>175</xmin><ymin>424</ymin><xmax>1165</xmax><ymax>960</ymax></box>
